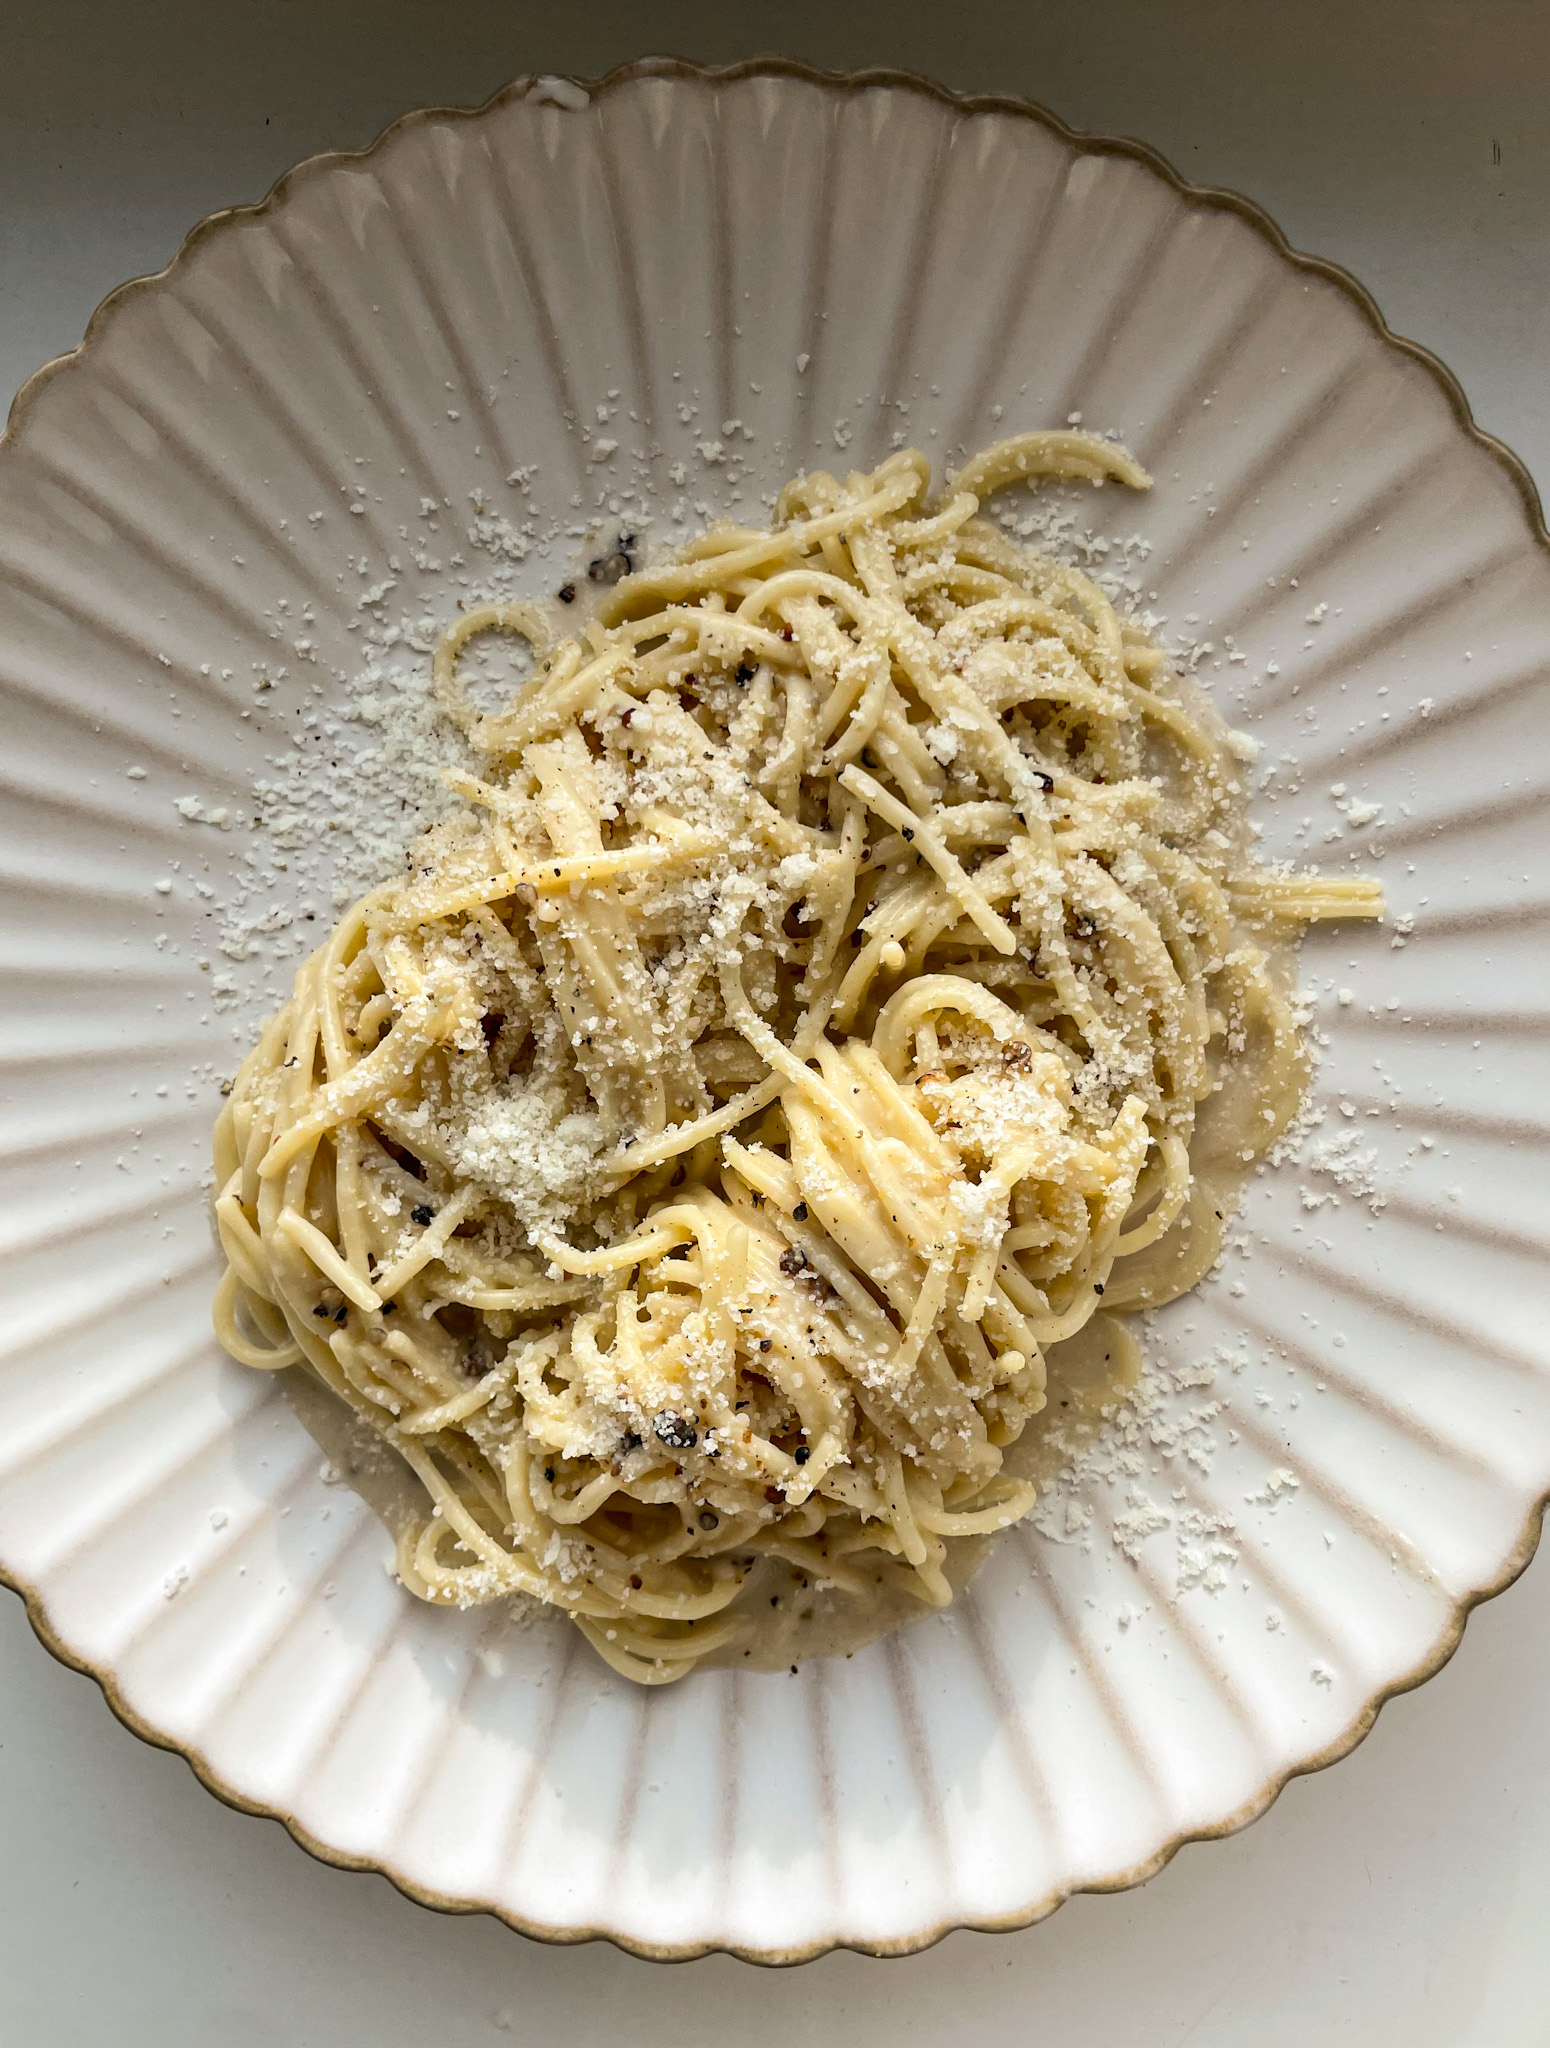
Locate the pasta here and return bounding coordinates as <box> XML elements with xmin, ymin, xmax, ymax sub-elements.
<box><xmin>212</xmin><ymin>431</ymin><xmax>1383</xmax><ymax>1683</ymax></box>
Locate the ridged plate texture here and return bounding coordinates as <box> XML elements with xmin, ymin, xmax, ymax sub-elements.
<box><xmin>2</xmin><ymin>62</ymin><xmax>1547</xmax><ymax>1961</ymax></box>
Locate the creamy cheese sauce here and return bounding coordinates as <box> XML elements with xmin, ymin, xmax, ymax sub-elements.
<box><xmin>282</xmin><ymin>916</ymin><xmax>1299</xmax><ymax>1672</ymax></box>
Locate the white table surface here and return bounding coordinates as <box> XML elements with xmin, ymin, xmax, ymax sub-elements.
<box><xmin>3</xmin><ymin>5</ymin><xmax>1547</xmax><ymax>2042</ymax></box>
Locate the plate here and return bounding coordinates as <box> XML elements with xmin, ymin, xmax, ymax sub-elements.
<box><xmin>2</xmin><ymin>60</ymin><xmax>1548</xmax><ymax>1962</ymax></box>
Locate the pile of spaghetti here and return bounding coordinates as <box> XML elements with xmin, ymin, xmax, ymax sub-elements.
<box><xmin>213</xmin><ymin>431</ymin><xmax>1381</xmax><ymax>1682</ymax></box>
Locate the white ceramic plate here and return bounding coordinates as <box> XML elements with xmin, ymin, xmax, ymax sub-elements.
<box><xmin>3</xmin><ymin>61</ymin><xmax>1548</xmax><ymax>1963</ymax></box>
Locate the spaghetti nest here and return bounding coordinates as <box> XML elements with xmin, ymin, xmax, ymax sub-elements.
<box><xmin>213</xmin><ymin>431</ymin><xmax>1381</xmax><ymax>1683</ymax></box>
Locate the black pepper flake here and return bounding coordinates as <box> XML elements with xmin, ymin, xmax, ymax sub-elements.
<box><xmin>544</xmin><ymin>1466</ymin><xmax>555</xmax><ymax>1483</ymax></box>
<box><xmin>411</xmin><ymin>1203</ymin><xmax>434</xmax><ymax>1227</ymax></box>
<box><xmin>333</xmin><ymin>1305</ymin><xmax>348</xmax><ymax>1324</ymax></box>
<box><xmin>588</xmin><ymin>535</ymin><xmax>635</xmax><ymax>584</ymax></box>
<box><xmin>557</xmin><ymin>581</ymin><xmax>576</xmax><ymax>603</ymax></box>
<box><xmin>620</xmin><ymin>1430</ymin><xmax>642</xmax><ymax>1453</ymax></box>
<box><xmin>779</xmin><ymin>1246</ymin><xmax>807</xmax><ymax>1277</ymax></box>
<box><xmin>734</xmin><ymin>661</ymin><xmax>755</xmax><ymax>683</ymax></box>
<box><xmin>312</xmin><ymin>1304</ymin><xmax>331</xmax><ymax>1319</ymax></box>
<box><xmin>792</xmin><ymin>1201</ymin><xmax>809</xmax><ymax>1222</ymax></box>
<box><xmin>902</xmin><ymin>827</ymin><xmax>915</xmax><ymax>843</ymax></box>
<box><xmin>794</xmin><ymin>1446</ymin><xmax>810</xmax><ymax>1466</ymax></box>
<box><xmin>1033</xmin><ymin>770</ymin><xmax>1055</xmax><ymax>792</ymax></box>
<box><xmin>1093</xmin><ymin>1282</ymin><xmax>1105</xmax><ymax>1296</ymax></box>
<box><xmin>654</xmin><ymin>1411</ymin><xmax>697</xmax><ymax>1450</ymax></box>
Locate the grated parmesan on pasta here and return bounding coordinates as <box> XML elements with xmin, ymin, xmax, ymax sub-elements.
<box><xmin>212</xmin><ymin>432</ymin><xmax>1381</xmax><ymax>1683</ymax></box>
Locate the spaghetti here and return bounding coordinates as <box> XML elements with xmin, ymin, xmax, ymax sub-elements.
<box><xmin>213</xmin><ymin>431</ymin><xmax>1382</xmax><ymax>1683</ymax></box>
